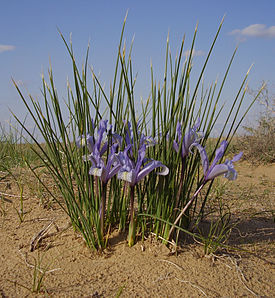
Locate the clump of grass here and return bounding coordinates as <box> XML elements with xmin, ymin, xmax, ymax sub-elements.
<box><xmin>31</xmin><ymin>251</ymin><xmax>48</xmax><ymax>293</ymax></box>
<box><xmin>14</xmin><ymin>181</ymin><xmax>26</xmax><ymax>223</ymax></box>
<box><xmin>11</xmin><ymin>249</ymin><xmax>60</xmax><ymax>294</ymax></box>
<box><xmin>0</xmin><ymin>122</ymin><xmax>38</xmax><ymax>170</ymax></box>
<box><xmin>194</xmin><ymin>200</ymin><xmax>236</xmax><ymax>255</ymax></box>
<box><xmin>12</xmin><ymin>15</ymin><xmax>263</xmax><ymax>250</ymax></box>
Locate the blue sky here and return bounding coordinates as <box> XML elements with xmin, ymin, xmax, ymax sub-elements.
<box><xmin>0</xmin><ymin>0</ymin><xmax>274</xmax><ymax>133</ymax></box>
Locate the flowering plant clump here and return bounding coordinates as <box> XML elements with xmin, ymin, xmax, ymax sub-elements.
<box><xmin>77</xmin><ymin>119</ymin><xmax>170</xmax><ymax>246</ymax></box>
<box><xmin>77</xmin><ymin>118</ymin><xmax>242</xmax><ymax>246</ymax></box>
<box><xmin>168</xmin><ymin>139</ymin><xmax>242</xmax><ymax>239</ymax></box>
<box><xmin>14</xmin><ymin>16</ymin><xmax>260</xmax><ymax>250</ymax></box>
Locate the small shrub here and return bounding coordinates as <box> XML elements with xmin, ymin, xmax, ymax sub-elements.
<box><xmin>231</xmin><ymin>83</ymin><xmax>275</xmax><ymax>163</ymax></box>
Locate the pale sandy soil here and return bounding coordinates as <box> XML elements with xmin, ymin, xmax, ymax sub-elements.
<box><xmin>0</xmin><ymin>162</ymin><xmax>274</xmax><ymax>297</ymax></box>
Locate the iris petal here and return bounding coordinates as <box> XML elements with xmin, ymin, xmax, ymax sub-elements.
<box><xmin>232</xmin><ymin>151</ymin><xmax>243</xmax><ymax>162</ymax></box>
<box><xmin>117</xmin><ymin>170</ymin><xmax>135</xmax><ymax>184</ymax></box>
<box><xmin>89</xmin><ymin>167</ymin><xmax>103</xmax><ymax>177</ymax></box>
<box><xmin>206</xmin><ymin>164</ymin><xmax>228</xmax><ymax>180</ymax></box>
<box><xmin>193</xmin><ymin>143</ymin><xmax>209</xmax><ymax>176</ymax></box>
<box><xmin>173</xmin><ymin>140</ymin><xmax>179</xmax><ymax>153</ymax></box>
<box><xmin>209</xmin><ymin>140</ymin><xmax>227</xmax><ymax>172</ymax></box>
<box><xmin>135</xmin><ymin>144</ymin><xmax>146</xmax><ymax>173</ymax></box>
<box><xmin>136</xmin><ymin>160</ymin><xmax>169</xmax><ymax>184</ymax></box>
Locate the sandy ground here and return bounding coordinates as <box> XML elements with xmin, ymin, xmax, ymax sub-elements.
<box><xmin>0</xmin><ymin>162</ymin><xmax>274</xmax><ymax>297</ymax></box>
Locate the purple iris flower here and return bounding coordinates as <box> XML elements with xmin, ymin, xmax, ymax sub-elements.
<box><xmin>81</xmin><ymin>119</ymin><xmax>121</xmax><ymax>184</ymax></box>
<box><xmin>124</xmin><ymin>121</ymin><xmax>156</xmax><ymax>150</ymax></box>
<box><xmin>194</xmin><ymin>140</ymin><xmax>243</xmax><ymax>182</ymax></box>
<box><xmin>88</xmin><ymin>143</ymin><xmax>122</xmax><ymax>184</ymax></box>
<box><xmin>76</xmin><ymin>119</ymin><xmax>122</xmax><ymax>161</ymax></box>
<box><xmin>173</xmin><ymin>118</ymin><xmax>203</xmax><ymax>158</ymax></box>
<box><xmin>76</xmin><ymin>133</ymin><xmax>96</xmax><ymax>156</ymax></box>
<box><xmin>117</xmin><ymin>143</ymin><xmax>169</xmax><ymax>186</ymax></box>
<box><xmin>76</xmin><ymin>120</ymin><xmax>108</xmax><ymax>159</ymax></box>
<box><xmin>77</xmin><ymin>120</ymin><xmax>122</xmax><ymax>240</ymax></box>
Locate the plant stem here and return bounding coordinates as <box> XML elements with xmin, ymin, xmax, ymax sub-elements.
<box><xmin>130</xmin><ymin>185</ymin><xmax>135</xmax><ymax>227</ymax></box>
<box><xmin>101</xmin><ymin>182</ymin><xmax>107</xmax><ymax>236</ymax></box>
<box><xmin>128</xmin><ymin>185</ymin><xmax>136</xmax><ymax>247</ymax></box>
<box><xmin>175</xmin><ymin>156</ymin><xmax>186</xmax><ymax>211</ymax></box>
<box><xmin>168</xmin><ymin>182</ymin><xmax>205</xmax><ymax>240</ymax></box>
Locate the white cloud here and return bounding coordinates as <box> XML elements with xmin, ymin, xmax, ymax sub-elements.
<box><xmin>184</xmin><ymin>49</ymin><xmax>205</xmax><ymax>57</ymax></box>
<box><xmin>229</xmin><ymin>24</ymin><xmax>275</xmax><ymax>40</ymax></box>
<box><xmin>0</xmin><ymin>45</ymin><xmax>15</xmax><ymax>53</ymax></box>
